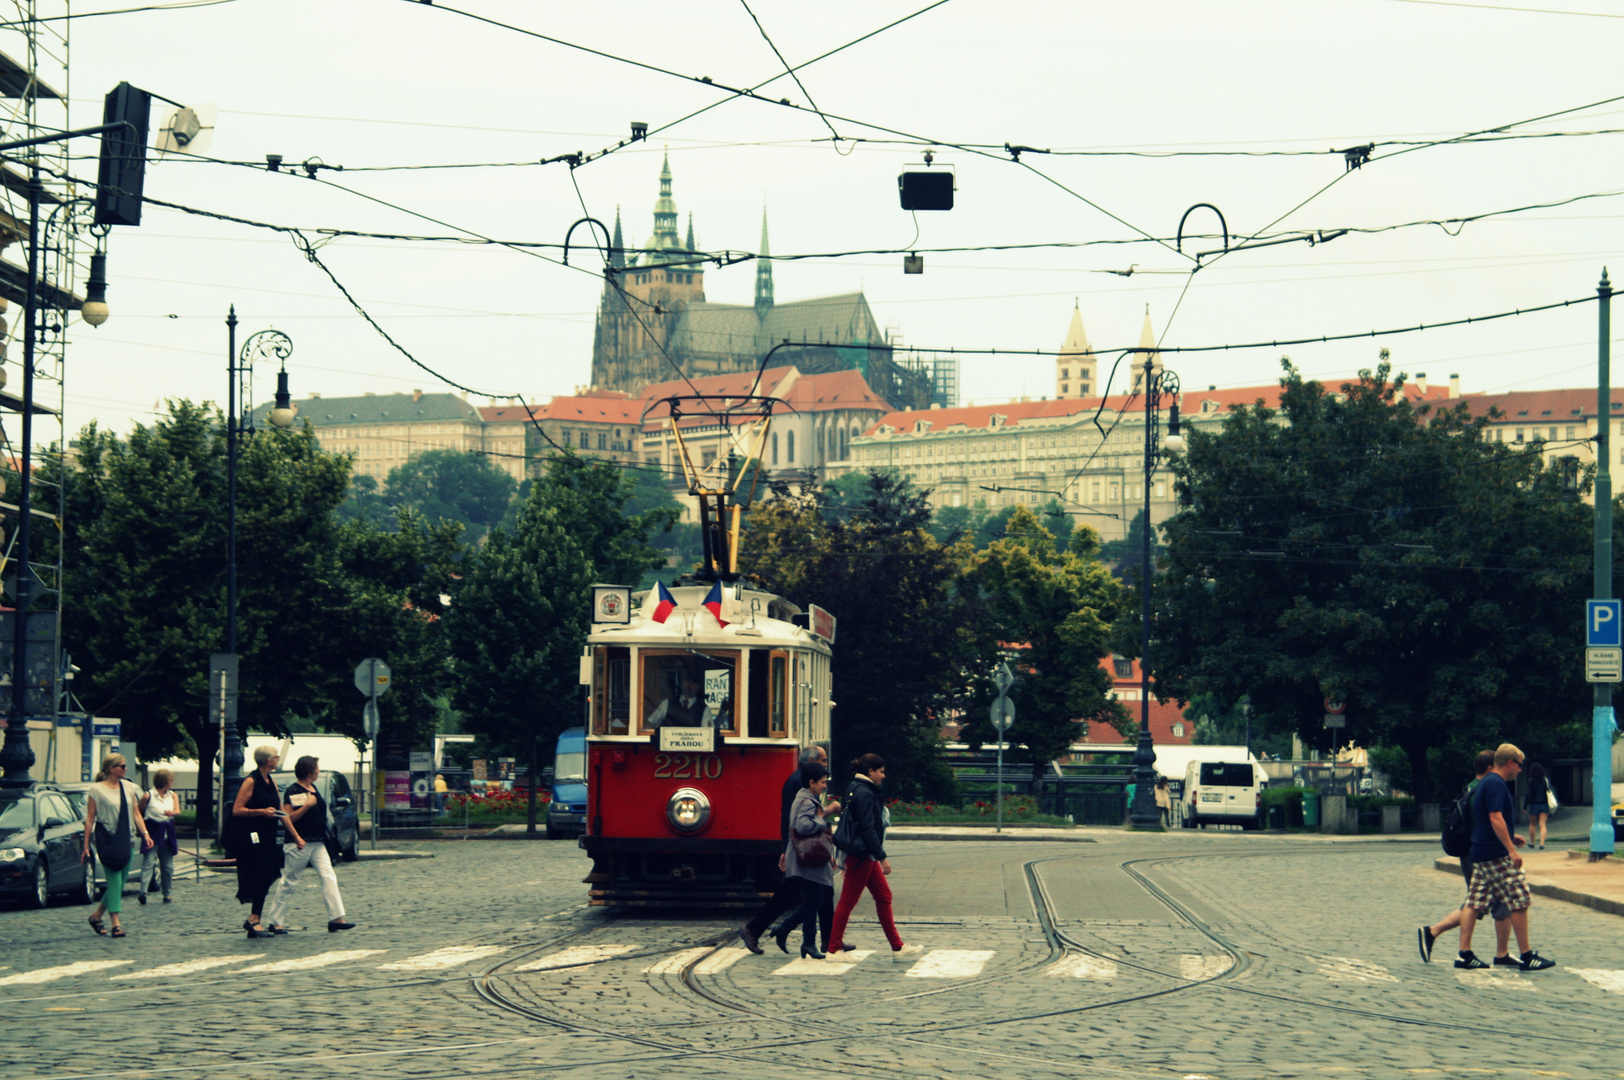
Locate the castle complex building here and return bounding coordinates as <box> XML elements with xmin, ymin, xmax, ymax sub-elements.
<box><xmin>590</xmin><ymin>155</ymin><xmax>934</xmax><ymax>411</ymax></box>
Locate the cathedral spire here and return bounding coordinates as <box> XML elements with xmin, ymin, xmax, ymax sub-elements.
<box><xmin>1055</xmin><ymin>300</ymin><xmax>1094</xmax><ymax>399</ymax></box>
<box><xmin>1131</xmin><ymin>305</ymin><xmax>1160</xmax><ymax>391</ymax></box>
<box><xmin>685</xmin><ymin>211</ymin><xmax>696</xmax><ymax>253</ymax></box>
<box><xmin>754</xmin><ymin>206</ymin><xmax>774</xmax><ymax>318</ymax></box>
<box><xmin>610</xmin><ymin>205</ymin><xmax>625</xmax><ymax>269</ymax></box>
<box><xmin>648</xmin><ymin>151</ymin><xmax>682</xmax><ymax>263</ymax></box>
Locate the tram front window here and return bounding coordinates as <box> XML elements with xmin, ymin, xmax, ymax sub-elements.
<box><xmin>642</xmin><ymin>651</ymin><xmax>737</xmax><ymax>732</ymax></box>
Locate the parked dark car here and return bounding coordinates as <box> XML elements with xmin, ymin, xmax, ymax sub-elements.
<box><xmin>0</xmin><ymin>784</ymin><xmax>99</xmax><ymax>907</ymax></box>
<box><xmin>267</xmin><ymin>769</ymin><xmax>361</xmax><ymax>862</ymax></box>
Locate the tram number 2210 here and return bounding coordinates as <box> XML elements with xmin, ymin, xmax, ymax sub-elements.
<box><xmin>653</xmin><ymin>753</ymin><xmax>723</xmax><ymax>780</ymax></box>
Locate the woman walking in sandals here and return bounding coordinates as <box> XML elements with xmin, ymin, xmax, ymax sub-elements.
<box><xmin>80</xmin><ymin>754</ymin><xmax>152</xmax><ymax>938</ymax></box>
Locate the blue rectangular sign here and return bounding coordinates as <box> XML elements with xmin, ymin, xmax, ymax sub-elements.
<box><xmin>91</xmin><ymin>723</ymin><xmax>121</xmax><ymax>738</ymax></box>
<box><xmin>1587</xmin><ymin>600</ymin><xmax>1622</xmax><ymax>647</ymax></box>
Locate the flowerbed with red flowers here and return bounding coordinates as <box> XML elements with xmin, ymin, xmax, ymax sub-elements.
<box><xmin>446</xmin><ymin>787</ymin><xmax>550</xmax><ymax>822</ymax></box>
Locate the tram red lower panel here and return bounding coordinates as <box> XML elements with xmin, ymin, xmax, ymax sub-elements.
<box><xmin>584</xmin><ymin>741</ymin><xmax>797</xmax><ymax>907</ymax></box>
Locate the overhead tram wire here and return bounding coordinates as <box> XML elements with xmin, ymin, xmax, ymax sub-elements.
<box><xmin>738</xmin><ymin>0</ymin><xmax>842</xmax><ymax>145</ymax></box>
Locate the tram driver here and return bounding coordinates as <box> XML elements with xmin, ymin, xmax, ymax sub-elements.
<box><xmin>647</xmin><ymin>668</ymin><xmax>715</xmax><ymax>728</ymax></box>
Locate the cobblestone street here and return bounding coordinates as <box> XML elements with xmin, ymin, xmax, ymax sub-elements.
<box><xmin>3</xmin><ymin>832</ymin><xmax>1621</xmax><ymax>1080</ymax></box>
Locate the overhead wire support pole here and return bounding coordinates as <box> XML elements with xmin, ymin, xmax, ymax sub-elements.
<box><xmin>1</xmin><ymin>163</ymin><xmax>41</xmax><ymax>787</ymax></box>
<box><xmin>1593</xmin><ymin>268</ymin><xmax>1616</xmax><ymax>859</ymax></box>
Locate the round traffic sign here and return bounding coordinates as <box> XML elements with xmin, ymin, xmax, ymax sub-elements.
<box><xmin>1324</xmin><ymin>696</ymin><xmax>1345</xmax><ymax>715</ymax></box>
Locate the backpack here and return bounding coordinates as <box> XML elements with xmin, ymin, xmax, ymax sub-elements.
<box><xmin>831</xmin><ymin>785</ymin><xmax>865</xmax><ymax>856</ymax></box>
<box><xmin>1441</xmin><ymin>782</ymin><xmax>1474</xmax><ymax>858</ymax></box>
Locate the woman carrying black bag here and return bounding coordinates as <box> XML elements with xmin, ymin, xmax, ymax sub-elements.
<box><xmin>234</xmin><ymin>746</ymin><xmax>286</xmax><ymax>938</ymax></box>
<box><xmin>80</xmin><ymin>754</ymin><xmax>152</xmax><ymax>938</ymax></box>
<box><xmin>770</xmin><ymin>762</ymin><xmax>835</xmax><ymax>959</ymax></box>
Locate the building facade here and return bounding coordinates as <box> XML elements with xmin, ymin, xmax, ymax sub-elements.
<box><xmin>259</xmin><ymin>390</ymin><xmax>486</xmax><ymax>484</ymax></box>
<box><xmin>480</xmin><ymin>389</ymin><xmax>643</xmax><ymax>480</ymax></box>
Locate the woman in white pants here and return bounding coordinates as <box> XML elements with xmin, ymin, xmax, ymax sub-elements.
<box><xmin>263</xmin><ymin>756</ymin><xmax>355</xmax><ymax>934</ymax></box>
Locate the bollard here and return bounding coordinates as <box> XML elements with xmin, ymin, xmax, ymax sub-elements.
<box><xmin>1321</xmin><ymin>794</ymin><xmax>1348</xmax><ymax>835</ymax></box>
<box><xmin>1420</xmin><ymin>803</ymin><xmax>1441</xmax><ymax>832</ymax></box>
<box><xmin>1381</xmin><ymin>804</ymin><xmax>1401</xmax><ymax>834</ymax></box>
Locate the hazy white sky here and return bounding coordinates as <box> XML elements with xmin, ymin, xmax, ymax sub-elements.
<box><xmin>23</xmin><ymin>0</ymin><xmax>1624</xmax><ymax>434</ymax></box>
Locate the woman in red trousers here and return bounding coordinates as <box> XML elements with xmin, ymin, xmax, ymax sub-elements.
<box><xmin>826</xmin><ymin>754</ymin><xmax>922</xmax><ymax>960</ymax></box>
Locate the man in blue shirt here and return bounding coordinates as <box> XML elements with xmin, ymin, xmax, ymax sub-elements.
<box><xmin>1455</xmin><ymin>744</ymin><xmax>1555</xmax><ymax>971</ymax></box>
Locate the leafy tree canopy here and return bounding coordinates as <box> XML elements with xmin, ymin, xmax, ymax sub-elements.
<box><xmin>385</xmin><ymin>449</ymin><xmax>517</xmax><ymax>543</ymax></box>
<box><xmin>959</xmin><ymin>506</ymin><xmax>1129</xmax><ymax>768</ymax></box>
<box><xmin>741</xmin><ymin>470</ymin><xmax>979</xmax><ymax>799</ymax></box>
<box><xmin>1152</xmin><ymin>358</ymin><xmax>1591</xmax><ymax>799</ymax></box>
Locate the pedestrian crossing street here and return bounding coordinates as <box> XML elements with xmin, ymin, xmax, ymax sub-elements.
<box><xmin>5</xmin><ymin>944</ymin><xmax>1624</xmax><ymax>995</ymax></box>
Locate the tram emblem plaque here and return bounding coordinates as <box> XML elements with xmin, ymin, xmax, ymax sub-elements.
<box><xmin>659</xmin><ymin>727</ymin><xmax>716</xmax><ymax>753</ymax></box>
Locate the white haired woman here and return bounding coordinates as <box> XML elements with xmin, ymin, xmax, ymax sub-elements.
<box><xmin>233</xmin><ymin>745</ymin><xmax>286</xmax><ymax>938</ymax></box>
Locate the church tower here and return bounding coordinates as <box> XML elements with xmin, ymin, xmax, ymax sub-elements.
<box><xmin>1055</xmin><ymin>301</ymin><xmax>1094</xmax><ymax>399</ymax></box>
<box><xmin>591</xmin><ymin>156</ymin><xmax>705</xmax><ymax>392</ymax></box>
<box><xmin>754</xmin><ymin>207</ymin><xmax>774</xmax><ymax>319</ymax></box>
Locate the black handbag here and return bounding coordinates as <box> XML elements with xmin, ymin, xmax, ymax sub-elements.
<box><xmin>791</xmin><ymin>829</ymin><xmax>833</xmax><ymax>867</ymax></box>
<box><xmin>831</xmin><ymin>786</ymin><xmax>865</xmax><ymax>856</ymax></box>
<box><xmin>93</xmin><ymin>781</ymin><xmax>132</xmax><ymax>872</ymax></box>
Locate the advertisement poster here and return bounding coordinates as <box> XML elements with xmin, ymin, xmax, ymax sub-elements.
<box><xmin>383</xmin><ymin>770</ymin><xmax>411</xmax><ymax>808</ymax></box>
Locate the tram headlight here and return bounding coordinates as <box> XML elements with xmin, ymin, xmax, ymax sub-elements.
<box><xmin>666</xmin><ymin>787</ymin><xmax>711</xmax><ymax>834</ymax></box>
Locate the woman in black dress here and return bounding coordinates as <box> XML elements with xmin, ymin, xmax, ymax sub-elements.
<box><xmin>233</xmin><ymin>745</ymin><xmax>285</xmax><ymax>938</ymax></box>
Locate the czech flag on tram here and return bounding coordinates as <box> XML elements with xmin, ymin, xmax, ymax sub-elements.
<box><xmin>650</xmin><ymin>581</ymin><xmax>678</xmax><ymax>624</ymax></box>
<box><xmin>703</xmin><ymin>581</ymin><xmax>729</xmax><ymax>627</ymax></box>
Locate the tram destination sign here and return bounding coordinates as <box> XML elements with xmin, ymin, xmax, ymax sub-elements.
<box><xmin>659</xmin><ymin>727</ymin><xmax>716</xmax><ymax>753</ymax></box>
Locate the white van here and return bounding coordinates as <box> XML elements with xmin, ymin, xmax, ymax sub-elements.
<box><xmin>1182</xmin><ymin>760</ymin><xmax>1266</xmax><ymax>830</ymax></box>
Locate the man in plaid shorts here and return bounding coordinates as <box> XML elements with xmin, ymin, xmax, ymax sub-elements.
<box><xmin>1455</xmin><ymin>743</ymin><xmax>1555</xmax><ymax>971</ymax></box>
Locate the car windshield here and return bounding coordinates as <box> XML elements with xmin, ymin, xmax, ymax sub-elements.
<box><xmin>555</xmin><ymin>751</ymin><xmax>585</xmax><ymax>782</ymax></box>
<box><xmin>0</xmin><ymin>794</ymin><xmax>34</xmax><ymax>829</ymax></box>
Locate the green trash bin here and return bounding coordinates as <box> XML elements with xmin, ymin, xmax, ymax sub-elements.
<box><xmin>1303</xmin><ymin>788</ymin><xmax>1320</xmax><ymax>828</ymax></box>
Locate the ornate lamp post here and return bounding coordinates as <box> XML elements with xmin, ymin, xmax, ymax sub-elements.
<box><xmin>217</xmin><ymin>308</ymin><xmax>293</xmax><ymax>833</ymax></box>
<box><xmin>1129</xmin><ymin>351</ymin><xmax>1182</xmax><ymax>827</ymax></box>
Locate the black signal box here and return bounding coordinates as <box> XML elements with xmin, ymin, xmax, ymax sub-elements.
<box><xmin>898</xmin><ymin>171</ymin><xmax>954</xmax><ymax>211</ymax></box>
<box><xmin>95</xmin><ymin>82</ymin><xmax>151</xmax><ymax>227</ymax></box>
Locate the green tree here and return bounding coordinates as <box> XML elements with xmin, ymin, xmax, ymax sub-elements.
<box><xmin>959</xmin><ymin>506</ymin><xmax>1129</xmax><ymax>771</ymax></box>
<box><xmin>62</xmin><ymin>403</ymin><xmax>354</xmax><ymax>829</ymax></box>
<box><xmin>334</xmin><ymin>509</ymin><xmax>465</xmax><ymax>751</ymax></box>
<box><xmin>445</xmin><ymin>504</ymin><xmax>592</xmax><ymax>758</ymax></box>
<box><xmin>385</xmin><ymin>449</ymin><xmax>517</xmax><ymax>543</ymax></box>
<box><xmin>335</xmin><ymin>473</ymin><xmax>390</xmax><ymax>525</ymax></box>
<box><xmin>447</xmin><ymin>452</ymin><xmax>675</xmax><ymax>754</ymax></box>
<box><xmin>741</xmin><ymin>471</ymin><xmax>980</xmax><ymax>799</ymax></box>
<box><xmin>1152</xmin><ymin>360</ymin><xmax>1591</xmax><ymax>799</ymax></box>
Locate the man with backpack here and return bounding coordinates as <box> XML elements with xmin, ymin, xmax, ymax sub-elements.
<box><xmin>1418</xmin><ymin>750</ymin><xmax>1511</xmax><ymax>962</ymax></box>
<box><xmin>1454</xmin><ymin>743</ymin><xmax>1555</xmax><ymax>971</ymax></box>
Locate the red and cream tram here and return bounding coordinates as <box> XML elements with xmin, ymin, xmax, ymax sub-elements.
<box><xmin>578</xmin><ymin>583</ymin><xmax>834</xmax><ymax>906</ymax></box>
<box><xmin>575</xmin><ymin>388</ymin><xmax>834</xmax><ymax>907</ymax></box>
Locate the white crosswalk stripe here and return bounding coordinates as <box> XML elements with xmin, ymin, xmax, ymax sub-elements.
<box><xmin>1570</xmin><ymin>968</ymin><xmax>1624</xmax><ymax>994</ymax></box>
<box><xmin>239</xmin><ymin>949</ymin><xmax>385</xmax><ymax>974</ymax></box>
<box><xmin>1046</xmin><ymin>954</ymin><xmax>1117</xmax><ymax>979</ymax></box>
<box><xmin>1180</xmin><ymin>955</ymin><xmax>1232</xmax><ymax>979</ymax></box>
<box><xmin>378</xmin><ymin>946</ymin><xmax>511</xmax><ymax>971</ymax></box>
<box><xmin>1455</xmin><ymin>969</ymin><xmax>1538</xmax><ymax>990</ymax></box>
<box><xmin>643</xmin><ymin>947</ymin><xmax>714</xmax><ymax>975</ymax></box>
<box><xmin>0</xmin><ymin>960</ymin><xmax>131</xmax><ymax>986</ymax></box>
<box><xmin>112</xmin><ymin>957</ymin><xmax>252</xmax><ymax>980</ymax></box>
<box><xmin>774</xmin><ymin>950</ymin><xmax>876</xmax><ymax>975</ymax></box>
<box><xmin>1317</xmin><ymin>956</ymin><xmax>1398</xmax><ymax>983</ymax></box>
<box><xmin>514</xmin><ymin>944</ymin><xmax>637</xmax><ymax>972</ymax></box>
<box><xmin>693</xmin><ymin>947</ymin><xmax>751</xmax><ymax>975</ymax></box>
<box><xmin>905</xmin><ymin>949</ymin><xmax>994</xmax><ymax>978</ymax></box>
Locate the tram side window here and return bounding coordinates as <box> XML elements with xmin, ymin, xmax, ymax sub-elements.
<box><xmin>747</xmin><ymin>649</ymin><xmax>770</xmax><ymax>738</ymax></box>
<box><xmin>642</xmin><ymin>651</ymin><xmax>738</xmax><ymax>733</ymax></box>
<box><xmin>593</xmin><ymin>646</ymin><xmax>630</xmax><ymax>735</ymax></box>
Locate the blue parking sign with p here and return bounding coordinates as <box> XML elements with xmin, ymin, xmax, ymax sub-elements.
<box><xmin>1587</xmin><ymin>600</ymin><xmax>1622</xmax><ymax>647</ymax></box>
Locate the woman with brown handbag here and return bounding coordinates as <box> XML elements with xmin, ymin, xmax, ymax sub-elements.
<box><xmin>772</xmin><ymin>761</ymin><xmax>835</xmax><ymax>959</ymax></box>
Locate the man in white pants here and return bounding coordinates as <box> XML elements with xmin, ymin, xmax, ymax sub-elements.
<box><xmin>263</xmin><ymin>756</ymin><xmax>355</xmax><ymax>933</ymax></box>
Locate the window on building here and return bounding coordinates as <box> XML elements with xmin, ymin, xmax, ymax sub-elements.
<box><xmin>598</xmin><ymin>432</ymin><xmax>607</xmax><ymax>450</ymax></box>
<box><xmin>1172</xmin><ymin>722</ymin><xmax>1185</xmax><ymax>738</ymax></box>
<box><xmin>1515</xmin><ymin>429</ymin><xmax>1524</xmax><ymax>443</ymax></box>
<box><xmin>579</xmin><ymin>431</ymin><xmax>589</xmax><ymax>449</ymax></box>
<box><xmin>1112</xmin><ymin>656</ymin><xmax>1133</xmax><ymax>678</ymax></box>
<box><xmin>1061</xmin><ymin>383</ymin><xmax>1069</xmax><ymax>394</ymax></box>
<box><xmin>1061</xmin><ymin>368</ymin><xmax>1070</xmax><ymax>379</ymax></box>
<box><xmin>1568</xmin><ymin>426</ymin><xmax>1577</xmax><ymax>440</ymax></box>
<box><xmin>787</xmin><ymin>431</ymin><xmax>795</xmax><ymax>462</ymax></box>
<box><xmin>772</xmin><ymin>432</ymin><xmax>779</xmax><ymax>465</ymax></box>
<box><xmin>1549</xmin><ymin>426</ymin><xmax>1557</xmax><ymax>440</ymax></box>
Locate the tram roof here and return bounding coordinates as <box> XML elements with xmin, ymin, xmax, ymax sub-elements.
<box><xmin>589</xmin><ymin>583</ymin><xmax>830</xmax><ymax>652</ymax></box>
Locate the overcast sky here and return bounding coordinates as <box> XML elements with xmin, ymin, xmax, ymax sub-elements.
<box><xmin>21</xmin><ymin>0</ymin><xmax>1624</xmax><ymax>434</ymax></box>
